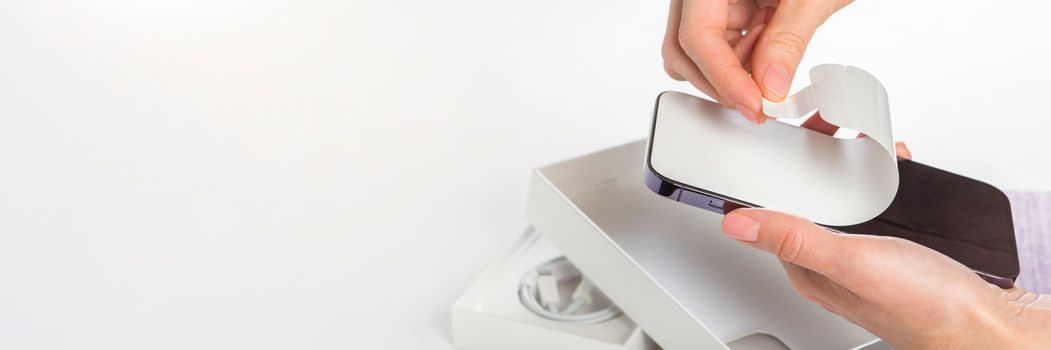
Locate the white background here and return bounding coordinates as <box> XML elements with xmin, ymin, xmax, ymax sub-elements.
<box><xmin>0</xmin><ymin>1</ymin><xmax>1048</xmax><ymax>349</ymax></box>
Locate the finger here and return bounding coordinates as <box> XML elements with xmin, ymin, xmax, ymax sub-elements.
<box><xmin>895</xmin><ymin>141</ymin><xmax>912</xmax><ymax>160</ymax></box>
<box><xmin>664</xmin><ymin>0</ymin><xmax>684</xmax><ymax>44</ymax></box>
<box><xmin>721</xmin><ymin>208</ymin><xmax>850</xmax><ymax>279</ymax></box>
<box><xmin>679</xmin><ymin>0</ymin><xmax>764</xmax><ymax>123</ymax></box>
<box><xmin>732</xmin><ymin>5</ymin><xmax>774</xmax><ymax>67</ymax></box>
<box><xmin>666</xmin><ymin>68</ymin><xmax>687</xmax><ymax>81</ymax></box>
<box><xmin>666</xmin><ymin>51</ymin><xmax>724</xmax><ymax>101</ymax></box>
<box><xmin>663</xmin><ymin>0</ymin><xmax>687</xmax><ymax>81</ymax></box>
<box><xmin>725</xmin><ymin>29</ymin><xmax>744</xmax><ymax>47</ymax></box>
<box><xmin>749</xmin><ymin>4</ymin><xmax>775</xmax><ymax>28</ymax></box>
<box><xmin>731</xmin><ymin>24</ymin><xmax>767</xmax><ymax>124</ymax></box>
<box><xmin>681</xmin><ymin>68</ymin><xmax>724</xmax><ymax>102</ymax></box>
<box><xmin>663</xmin><ymin>0</ymin><xmax>723</xmax><ymax>100</ymax></box>
<box><xmin>781</xmin><ymin>262</ymin><xmax>841</xmax><ymax>314</ymax></box>
<box><xmin>727</xmin><ymin>0</ymin><xmax>757</xmax><ymax>30</ymax></box>
<box><xmin>800</xmin><ymin>112</ymin><xmax>839</xmax><ymax>136</ymax></box>
<box><xmin>782</xmin><ymin>261</ymin><xmax>864</xmax><ymax>313</ymax></box>
<box><xmin>750</xmin><ymin>1</ymin><xmax>850</xmax><ymax>102</ymax></box>
<box><xmin>733</xmin><ymin>24</ymin><xmax>763</xmax><ymax>71</ymax></box>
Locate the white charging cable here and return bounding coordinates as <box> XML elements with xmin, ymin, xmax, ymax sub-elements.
<box><xmin>518</xmin><ymin>256</ymin><xmax>621</xmax><ymax>324</ymax></box>
<box><xmin>560</xmin><ymin>278</ymin><xmax>595</xmax><ymax>314</ymax></box>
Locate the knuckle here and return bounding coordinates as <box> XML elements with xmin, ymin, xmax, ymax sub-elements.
<box><xmin>663</xmin><ymin>63</ymin><xmax>677</xmax><ymax>76</ymax></box>
<box><xmin>677</xmin><ymin>27</ymin><xmax>716</xmax><ymax>55</ymax></box>
<box><xmin>774</xmin><ymin>221</ymin><xmax>808</xmax><ymax>264</ymax></box>
<box><xmin>664</xmin><ymin>64</ymin><xmax>684</xmax><ymax>81</ymax></box>
<box><xmin>660</xmin><ymin>45</ymin><xmax>688</xmax><ymax>81</ymax></box>
<box><xmin>661</xmin><ymin>41</ymin><xmax>681</xmax><ymax>61</ymax></box>
<box><xmin>676</xmin><ymin>28</ymin><xmax>698</xmax><ymax>52</ymax></box>
<box><xmin>764</xmin><ymin>30</ymin><xmax>808</xmax><ymax>58</ymax></box>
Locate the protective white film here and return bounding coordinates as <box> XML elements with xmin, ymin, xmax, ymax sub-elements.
<box><xmin>649</xmin><ymin>64</ymin><xmax>899</xmax><ymax>226</ymax></box>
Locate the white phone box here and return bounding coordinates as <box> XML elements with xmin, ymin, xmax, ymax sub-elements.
<box><xmin>523</xmin><ymin>140</ymin><xmax>883</xmax><ymax>350</ymax></box>
<box><xmin>452</xmin><ymin>140</ymin><xmax>896</xmax><ymax>350</ymax></box>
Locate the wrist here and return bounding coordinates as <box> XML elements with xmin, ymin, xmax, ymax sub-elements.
<box><xmin>982</xmin><ymin>292</ymin><xmax>1051</xmax><ymax>349</ymax></box>
<box><xmin>1007</xmin><ymin>294</ymin><xmax>1051</xmax><ymax>349</ymax></box>
<box><xmin>931</xmin><ymin>292</ymin><xmax>1050</xmax><ymax>350</ymax></box>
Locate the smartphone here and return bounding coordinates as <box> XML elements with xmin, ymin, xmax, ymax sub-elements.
<box><xmin>645</xmin><ymin>92</ymin><xmax>1019</xmax><ymax>288</ymax></box>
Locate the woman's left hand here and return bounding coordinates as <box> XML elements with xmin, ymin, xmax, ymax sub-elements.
<box><xmin>719</xmin><ymin>140</ymin><xmax>1051</xmax><ymax>349</ymax></box>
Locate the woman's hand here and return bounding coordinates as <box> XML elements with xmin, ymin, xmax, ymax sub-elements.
<box><xmin>662</xmin><ymin>0</ymin><xmax>851</xmax><ymax>124</ymax></box>
<box><xmin>719</xmin><ymin>144</ymin><xmax>1051</xmax><ymax>349</ymax></box>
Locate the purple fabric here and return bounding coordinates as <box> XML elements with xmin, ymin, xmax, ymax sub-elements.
<box><xmin>1006</xmin><ymin>191</ymin><xmax>1051</xmax><ymax>293</ymax></box>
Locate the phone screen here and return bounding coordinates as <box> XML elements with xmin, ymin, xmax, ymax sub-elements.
<box><xmin>831</xmin><ymin>159</ymin><xmax>1019</xmax><ymax>281</ymax></box>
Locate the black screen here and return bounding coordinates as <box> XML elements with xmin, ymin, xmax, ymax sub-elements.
<box><xmin>833</xmin><ymin>159</ymin><xmax>1019</xmax><ymax>279</ymax></box>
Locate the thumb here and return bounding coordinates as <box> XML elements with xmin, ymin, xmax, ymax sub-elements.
<box><xmin>721</xmin><ymin>208</ymin><xmax>849</xmax><ymax>279</ymax></box>
<box><xmin>750</xmin><ymin>2</ymin><xmax>846</xmax><ymax>102</ymax></box>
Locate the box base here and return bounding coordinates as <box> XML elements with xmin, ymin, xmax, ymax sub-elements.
<box><xmin>451</xmin><ymin>228</ymin><xmax>658</xmax><ymax>350</ymax></box>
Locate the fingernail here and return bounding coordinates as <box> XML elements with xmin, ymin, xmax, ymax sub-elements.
<box><xmin>722</xmin><ymin>212</ymin><xmax>760</xmax><ymax>242</ymax></box>
<box><xmin>762</xmin><ymin>63</ymin><xmax>790</xmax><ymax>101</ymax></box>
<box><xmin>735</xmin><ymin>103</ymin><xmax>760</xmax><ymax>125</ymax></box>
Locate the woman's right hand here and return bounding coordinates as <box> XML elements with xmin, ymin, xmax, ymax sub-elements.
<box><xmin>662</xmin><ymin>0</ymin><xmax>852</xmax><ymax>124</ymax></box>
